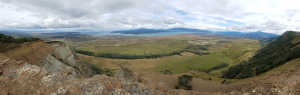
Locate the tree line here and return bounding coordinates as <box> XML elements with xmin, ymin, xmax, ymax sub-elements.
<box><xmin>75</xmin><ymin>44</ymin><xmax>211</xmax><ymax>59</ymax></box>
<box><xmin>75</xmin><ymin>49</ymin><xmax>185</xmax><ymax>59</ymax></box>
<box><xmin>0</xmin><ymin>34</ymin><xmax>40</xmax><ymax>44</ymax></box>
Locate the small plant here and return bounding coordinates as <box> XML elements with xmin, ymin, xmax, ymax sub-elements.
<box><xmin>221</xmin><ymin>79</ymin><xmax>226</xmax><ymax>84</ymax></box>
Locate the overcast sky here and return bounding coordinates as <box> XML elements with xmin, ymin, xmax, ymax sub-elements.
<box><xmin>1</xmin><ymin>0</ymin><xmax>300</xmax><ymax>34</ymax></box>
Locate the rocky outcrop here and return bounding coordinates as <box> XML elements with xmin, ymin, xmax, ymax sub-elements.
<box><xmin>50</xmin><ymin>42</ymin><xmax>77</xmax><ymax>66</ymax></box>
<box><xmin>0</xmin><ymin>54</ymin><xmax>205</xmax><ymax>95</ymax></box>
<box><xmin>41</xmin><ymin>54</ymin><xmax>69</xmax><ymax>72</ymax></box>
<box><xmin>49</xmin><ymin>42</ymin><xmax>99</xmax><ymax>77</ymax></box>
<box><xmin>1</xmin><ymin>41</ymin><xmax>78</xmax><ymax>74</ymax></box>
<box><xmin>1</xmin><ymin>41</ymin><xmax>98</xmax><ymax>77</ymax></box>
<box><xmin>114</xmin><ymin>65</ymin><xmax>135</xmax><ymax>81</ymax></box>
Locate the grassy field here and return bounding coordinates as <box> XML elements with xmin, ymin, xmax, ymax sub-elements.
<box><xmin>72</xmin><ymin>34</ymin><xmax>260</xmax><ymax>77</ymax></box>
<box><xmin>76</xmin><ymin>39</ymin><xmax>189</xmax><ymax>55</ymax></box>
<box><xmin>64</xmin><ymin>34</ymin><xmax>282</xmax><ymax>92</ymax></box>
<box><xmin>145</xmin><ymin>52</ymin><xmax>232</xmax><ymax>73</ymax></box>
<box><xmin>220</xmin><ymin>39</ymin><xmax>260</xmax><ymax>62</ymax></box>
<box><xmin>78</xmin><ymin>52</ymin><xmax>231</xmax><ymax>74</ymax></box>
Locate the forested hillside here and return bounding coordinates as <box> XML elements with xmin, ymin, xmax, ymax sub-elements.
<box><xmin>222</xmin><ymin>31</ymin><xmax>300</xmax><ymax>79</ymax></box>
<box><xmin>0</xmin><ymin>34</ymin><xmax>40</xmax><ymax>52</ymax></box>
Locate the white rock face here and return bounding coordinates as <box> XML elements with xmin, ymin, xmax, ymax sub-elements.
<box><xmin>49</xmin><ymin>42</ymin><xmax>96</xmax><ymax>77</ymax></box>
<box><xmin>41</xmin><ymin>54</ymin><xmax>69</xmax><ymax>72</ymax></box>
<box><xmin>50</xmin><ymin>43</ymin><xmax>77</xmax><ymax>66</ymax></box>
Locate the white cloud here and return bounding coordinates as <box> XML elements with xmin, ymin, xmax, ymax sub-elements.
<box><xmin>0</xmin><ymin>0</ymin><xmax>300</xmax><ymax>34</ymax></box>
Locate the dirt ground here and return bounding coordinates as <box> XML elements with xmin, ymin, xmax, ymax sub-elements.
<box><xmin>138</xmin><ymin>72</ymin><xmax>244</xmax><ymax>93</ymax></box>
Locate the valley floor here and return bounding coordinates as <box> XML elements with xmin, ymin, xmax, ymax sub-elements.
<box><xmin>77</xmin><ymin>53</ymin><xmax>300</xmax><ymax>94</ymax></box>
<box><xmin>138</xmin><ymin>72</ymin><xmax>244</xmax><ymax>93</ymax></box>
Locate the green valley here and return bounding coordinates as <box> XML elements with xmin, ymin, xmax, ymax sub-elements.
<box><xmin>67</xmin><ymin>34</ymin><xmax>261</xmax><ymax>77</ymax></box>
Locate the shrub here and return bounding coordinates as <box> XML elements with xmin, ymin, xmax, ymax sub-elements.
<box><xmin>176</xmin><ymin>74</ymin><xmax>193</xmax><ymax>90</ymax></box>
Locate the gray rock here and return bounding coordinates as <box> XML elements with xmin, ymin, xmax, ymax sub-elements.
<box><xmin>114</xmin><ymin>65</ymin><xmax>135</xmax><ymax>81</ymax></box>
<box><xmin>57</xmin><ymin>87</ymin><xmax>67</xmax><ymax>95</ymax></box>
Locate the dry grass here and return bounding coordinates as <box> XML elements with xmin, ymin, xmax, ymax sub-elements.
<box><xmin>137</xmin><ymin>71</ymin><xmax>244</xmax><ymax>93</ymax></box>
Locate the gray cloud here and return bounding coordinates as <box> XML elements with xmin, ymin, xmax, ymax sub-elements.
<box><xmin>264</xmin><ymin>20</ymin><xmax>286</xmax><ymax>30</ymax></box>
<box><xmin>228</xmin><ymin>19</ymin><xmax>289</xmax><ymax>34</ymax></box>
<box><xmin>0</xmin><ymin>0</ymin><xmax>300</xmax><ymax>34</ymax></box>
<box><xmin>1</xmin><ymin>0</ymin><xmax>151</xmax><ymax>18</ymax></box>
<box><xmin>284</xmin><ymin>10</ymin><xmax>300</xmax><ymax>18</ymax></box>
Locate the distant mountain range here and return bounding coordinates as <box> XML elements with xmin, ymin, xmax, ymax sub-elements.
<box><xmin>112</xmin><ymin>28</ymin><xmax>279</xmax><ymax>38</ymax></box>
<box><xmin>0</xmin><ymin>28</ymin><xmax>279</xmax><ymax>39</ymax></box>
<box><xmin>111</xmin><ymin>28</ymin><xmax>211</xmax><ymax>34</ymax></box>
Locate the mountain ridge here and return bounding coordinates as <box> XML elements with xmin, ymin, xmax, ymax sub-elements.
<box><xmin>112</xmin><ymin>28</ymin><xmax>279</xmax><ymax>38</ymax></box>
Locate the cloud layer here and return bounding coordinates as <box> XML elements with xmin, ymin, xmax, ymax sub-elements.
<box><xmin>1</xmin><ymin>0</ymin><xmax>300</xmax><ymax>34</ymax></box>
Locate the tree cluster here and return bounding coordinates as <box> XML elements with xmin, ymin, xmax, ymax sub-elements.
<box><xmin>0</xmin><ymin>34</ymin><xmax>40</xmax><ymax>44</ymax></box>
<box><xmin>175</xmin><ymin>74</ymin><xmax>193</xmax><ymax>90</ymax></box>
<box><xmin>202</xmin><ymin>63</ymin><xmax>228</xmax><ymax>73</ymax></box>
<box><xmin>75</xmin><ymin>50</ymin><xmax>94</xmax><ymax>56</ymax></box>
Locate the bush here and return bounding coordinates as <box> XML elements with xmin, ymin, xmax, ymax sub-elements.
<box><xmin>176</xmin><ymin>74</ymin><xmax>193</xmax><ymax>90</ymax></box>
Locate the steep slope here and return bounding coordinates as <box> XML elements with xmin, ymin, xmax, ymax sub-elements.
<box><xmin>3</xmin><ymin>41</ymin><xmax>53</xmax><ymax>65</ymax></box>
<box><xmin>0</xmin><ymin>49</ymin><xmax>209</xmax><ymax>95</ymax></box>
<box><xmin>0</xmin><ymin>39</ymin><xmax>99</xmax><ymax>77</ymax></box>
<box><xmin>230</xmin><ymin>57</ymin><xmax>300</xmax><ymax>95</ymax></box>
<box><xmin>49</xmin><ymin>42</ymin><xmax>99</xmax><ymax>77</ymax></box>
<box><xmin>222</xmin><ymin>31</ymin><xmax>300</xmax><ymax>79</ymax></box>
